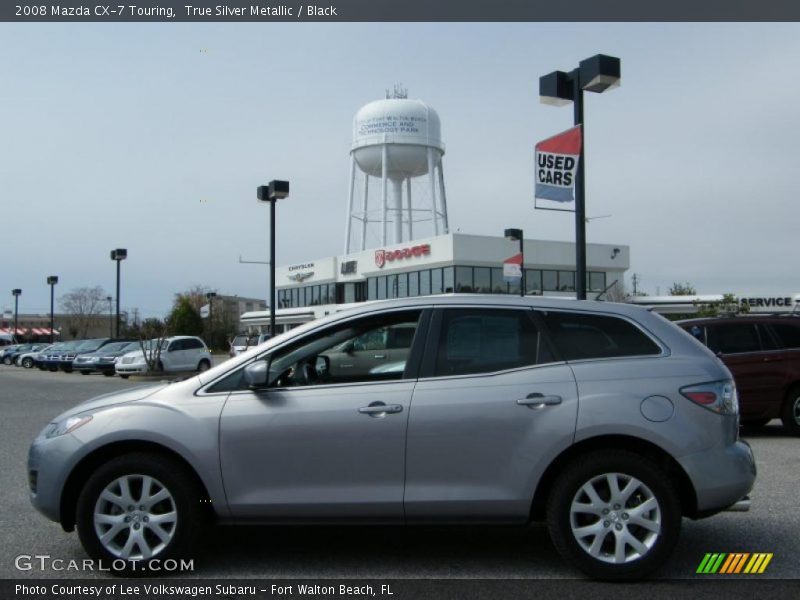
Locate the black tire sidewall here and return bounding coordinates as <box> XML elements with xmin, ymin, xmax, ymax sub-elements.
<box><xmin>23</xmin><ymin>358</ymin><xmax>33</xmax><ymax>368</ymax></box>
<box><xmin>781</xmin><ymin>386</ymin><xmax>800</xmax><ymax>435</ymax></box>
<box><xmin>546</xmin><ymin>450</ymin><xmax>682</xmax><ymax>581</ymax></box>
<box><xmin>76</xmin><ymin>453</ymin><xmax>203</xmax><ymax>573</ymax></box>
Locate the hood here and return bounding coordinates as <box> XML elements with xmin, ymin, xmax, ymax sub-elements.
<box><xmin>50</xmin><ymin>383</ymin><xmax>167</xmax><ymax>423</ymax></box>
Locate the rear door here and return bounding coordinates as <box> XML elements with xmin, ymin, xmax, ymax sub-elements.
<box><xmin>705</xmin><ymin>322</ymin><xmax>786</xmax><ymax>419</ymax></box>
<box><xmin>404</xmin><ymin>306</ymin><xmax>578</xmax><ymax>522</ymax></box>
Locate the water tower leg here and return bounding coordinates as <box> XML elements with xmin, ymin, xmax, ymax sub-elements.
<box><xmin>438</xmin><ymin>160</ymin><xmax>449</xmax><ymax>233</ymax></box>
<box><xmin>381</xmin><ymin>145</ymin><xmax>388</xmax><ymax>246</ymax></box>
<box><xmin>393</xmin><ymin>179</ymin><xmax>403</xmax><ymax>244</ymax></box>
<box><xmin>428</xmin><ymin>147</ymin><xmax>439</xmax><ymax>235</ymax></box>
<box><xmin>344</xmin><ymin>155</ymin><xmax>356</xmax><ymax>254</ymax></box>
<box><xmin>406</xmin><ymin>178</ymin><xmax>413</xmax><ymax>240</ymax></box>
<box><xmin>360</xmin><ymin>175</ymin><xmax>369</xmax><ymax>251</ymax></box>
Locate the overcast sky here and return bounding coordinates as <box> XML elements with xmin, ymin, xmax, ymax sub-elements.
<box><xmin>1</xmin><ymin>22</ymin><xmax>798</xmax><ymax>318</ymax></box>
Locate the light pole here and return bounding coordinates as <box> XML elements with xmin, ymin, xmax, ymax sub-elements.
<box><xmin>540</xmin><ymin>54</ymin><xmax>621</xmax><ymax>300</ymax></box>
<box><xmin>504</xmin><ymin>229</ymin><xmax>525</xmax><ymax>297</ymax></box>
<box><xmin>106</xmin><ymin>296</ymin><xmax>113</xmax><ymax>337</ymax></box>
<box><xmin>110</xmin><ymin>249</ymin><xmax>127</xmax><ymax>337</ymax></box>
<box><xmin>12</xmin><ymin>289</ymin><xmax>21</xmax><ymax>342</ymax></box>
<box><xmin>206</xmin><ymin>292</ymin><xmax>217</xmax><ymax>322</ymax></box>
<box><xmin>47</xmin><ymin>276</ymin><xmax>58</xmax><ymax>343</ymax></box>
<box><xmin>257</xmin><ymin>180</ymin><xmax>289</xmax><ymax>337</ymax></box>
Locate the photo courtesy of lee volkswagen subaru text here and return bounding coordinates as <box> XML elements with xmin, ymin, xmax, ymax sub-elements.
<box><xmin>28</xmin><ymin>295</ymin><xmax>756</xmax><ymax>580</ymax></box>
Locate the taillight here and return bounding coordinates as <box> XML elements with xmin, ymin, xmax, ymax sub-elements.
<box><xmin>680</xmin><ymin>381</ymin><xmax>738</xmax><ymax>415</ymax></box>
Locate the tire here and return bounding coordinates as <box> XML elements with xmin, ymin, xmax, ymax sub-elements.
<box><xmin>3</xmin><ymin>356</ymin><xmax>11</xmax><ymax>365</ymax></box>
<box><xmin>76</xmin><ymin>453</ymin><xmax>205</xmax><ymax>572</ymax></box>
<box><xmin>80</xmin><ymin>370</ymin><xmax>90</xmax><ymax>375</ymax></box>
<box><xmin>780</xmin><ymin>385</ymin><xmax>800</xmax><ymax>436</ymax></box>
<box><xmin>741</xmin><ymin>419</ymin><xmax>770</xmax><ymax>431</ymax></box>
<box><xmin>22</xmin><ymin>357</ymin><xmax>33</xmax><ymax>369</ymax></box>
<box><xmin>157</xmin><ymin>361</ymin><xmax>164</xmax><ymax>372</ymax></box>
<box><xmin>197</xmin><ymin>359</ymin><xmax>211</xmax><ymax>372</ymax></box>
<box><xmin>119</xmin><ymin>375</ymin><xmax>130</xmax><ymax>379</ymax></box>
<box><xmin>103</xmin><ymin>371</ymin><xmax>115</xmax><ymax>377</ymax></box>
<box><xmin>546</xmin><ymin>450</ymin><xmax>682</xmax><ymax>581</ymax></box>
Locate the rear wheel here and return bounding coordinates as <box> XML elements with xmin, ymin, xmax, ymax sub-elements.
<box><xmin>80</xmin><ymin>370</ymin><xmax>90</xmax><ymax>375</ymax></box>
<box><xmin>103</xmin><ymin>371</ymin><xmax>115</xmax><ymax>377</ymax></box>
<box><xmin>780</xmin><ymin>386</ymin><xmax>800</xmax><ymax>435</ymax></box>
<box><xmin>119</xmin><ymin>375</ymin><xmax>130</xmax><ymax>379</ymax></box>
<box><xmin>546</xmin><ymin>450</ymin><xmax>681</xmax><ymax>580</ymax></box>
<box><xmin>76</xmin><ymin>453</ymin><xmax>206</xmax><ymax>572</ymax></box>
<box><xmin>197</xmin><ymin>359</ymin><xmax>211</xmax><ymax>372</ymax></box>
<box><xmin>3</xmin><ymin>356</ymin><xmax>11</xmax><ymax>365</ymax></box>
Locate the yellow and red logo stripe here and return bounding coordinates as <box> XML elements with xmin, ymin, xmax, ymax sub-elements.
<box><xmin>696</xmin><ymin>553</ymin><xmax>773</xmax><ymax>574</ymax></box>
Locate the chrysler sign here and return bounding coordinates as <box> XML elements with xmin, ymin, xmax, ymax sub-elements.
<box><xmin>375</xmin><ymin>244</ymin><xmax>431</xmax><ymax>268</ymax></box>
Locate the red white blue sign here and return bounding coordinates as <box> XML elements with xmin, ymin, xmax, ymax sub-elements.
<box><xmin>503</xmin><ymin>253</ymin><xmax>523</xmax><ymax>284</ymax></box>
<box><xmin>535</xmin><ymin>125</ymin><xmax>582</xmax><ymax>205</ymax></box>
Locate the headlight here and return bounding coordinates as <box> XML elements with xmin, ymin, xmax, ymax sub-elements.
<box><xmin>45</xmin><ymin>415</ymin><xmax>93</xmax><ymax>438</ymax></box>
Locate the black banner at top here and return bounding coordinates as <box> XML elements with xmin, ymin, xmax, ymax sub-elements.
<box><xmin>3</xmin><ymin>0</ymin><xmax>800</xmax><ymax>22</ymax></box>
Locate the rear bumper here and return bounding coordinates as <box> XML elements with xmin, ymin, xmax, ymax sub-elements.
<box><xmin>679</xmin><ymin>440</ymin><xmax>756</xmax><ymax>516</ymax></box>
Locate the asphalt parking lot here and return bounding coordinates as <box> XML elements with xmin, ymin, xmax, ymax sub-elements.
<box><xmin>2</xmin><ymin>365</ymin><xmax>798</xmax><ymax>582</ymax></box>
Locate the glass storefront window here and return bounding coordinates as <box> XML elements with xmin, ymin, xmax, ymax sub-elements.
<box><xmin>455</xmin><ymin>266</ymin><xmax>473</xmax><ymax>292</ymax></box>
<box><xmin>431</xmin><ymin>268</ymin><xmax>443</xmax><ymax>294</ymax></box>
<box><xmin>443</xmin><ymin>266</ymin><xmax>455</xmax><ymax>293</ymax></box>
<box><xmin>558</xmin><ymin>271</ymin><xmax>576</xmax><ymax>292</ymax></box>
<box><xmin>397</xmin><ymin>273</ymin><xmax>408</xmax><ymax>298</ymax></box>
<box><xmin>491</xmin><ymin>267</ymin><xmax>505</xmax><ymax>293</ymax></box>
<box><xmin>377</xmin><ymin>276</ymin><xmax>386</xmax><ymax>300</ymax></box>
<box><xmin>408</xmin><ymin>271</ymin><xmax>419</xmax><ymax>297</ymax></box>
<box><xmin>387</xmin><ymin>274</ymin><xmax>398</xmax><ymax>299</ymax></box>
<box><xmin>473</xmin><ymin>267</ymin><xmax>491</xmax><ymax>293</ymax></box>
<box><xmin>589</xmin><ymin>272</ymin><xmax>606</xmax><ymax>292</ymax></box>
<box><xmin>526</xmin><ymin>270</ymin><xmax>542</xmax><ymax>294</ymax></box>
<box><xmin>543</xmin><ymin>270</ymin><xmax>558</xmax><ymax>291</ymax></box>
<box><xmin>420</xmin><ymin>270</ymin><xmax>431</xmax><ymax>295</ymax></box>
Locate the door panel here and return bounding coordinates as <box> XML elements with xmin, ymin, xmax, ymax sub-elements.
<box><xmin>220</xmin><ymin>381</ymin><xmax>413</xmax><ymax>521</ymax></box>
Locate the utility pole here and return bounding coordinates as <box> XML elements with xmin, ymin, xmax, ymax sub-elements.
<box><xmin>632</xmin><ymin>273</ymin><xmax>639</xmax><ymax>296</ymax></box>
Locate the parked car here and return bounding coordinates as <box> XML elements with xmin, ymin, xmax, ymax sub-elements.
<box><xmin>678</xmin><ymin>314</ymin><xmax>800</xmax><ymax>434</ymax></box>
<box><xmin>229</xmin><ymin>333</ymin><xmax>262</xmax><ymax>357</ymax></box>
<box><xmin>39</xmin><ymin>341</ymin><xmax>83</xmax><ymax>371</ymax></box>
<box><xmin>0</xmin><ymin>344</ymin><xmax>24</xmax><ymax>364</ymax></box>
<box><xmin>17</xmin><ymin>344</ymin><xmax>55</xmax><ymax>369</ymax></box>
<box><xmin>29</xmin><ymin>296</ymin><xmax>755</xmax><ymax>580</ymax></box>
<box><xmin>73</xmin><ymin>341</ymin><xmax>139</xmax><ymax>376</ymax></box>
<box><xmin>115</xmin><ymin>336</ymin><xmax>211</xmax><ymax>378</ymax></box>
<box><xmin>58</xmin><ymin>338</ymin><xmax>132</xmax><ymax>373</ymax></box>
<box><xmin>5</xmin><ymin>343</ymin><xmax>50</xmax><ymax>366</ymax></box>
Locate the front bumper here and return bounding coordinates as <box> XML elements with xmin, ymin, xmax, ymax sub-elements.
<box><xmin>678</xmin><ymin>440</ymin><xmax>756</xmax><ymax>516</ymax></box>
<box><xmin>115</xmin><ymin>363</ymin><xmax>148</xmax><ymax>375</ymax></box>
<box><xmin>28</xmin><ymin>432</ymin><xmax>83</xmax><ymax>524</ymax></box>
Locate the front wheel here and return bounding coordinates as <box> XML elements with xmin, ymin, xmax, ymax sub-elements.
<box><xmin>197</xmin><ymin>359</ymin><xmax>211</xmax><ymax>372</ymax></box>
<box><xmin>546</xmin><ymin>450</ymin><xmax>681</xmax><ymax>581</ymax></box>
<box><xmin>3</xmin><ymin>357</ymin><xmax>11</xmax><ymax>365</ymax></box>
<box><xmin>22</xmin><ymin>357</ymin><xmax>34</xmax><ymax>368</ymax></box>
<box><xmin>119</xmin><ymin>374</ymin><xmax>129</xmax><ymax>379</ymax></box>
<box><xmin>76</xmin><ymin>453</ymin><xmax>205</xmax><ymax>571</ymax></box>
<box><xmin>781</xmin><ymin>386</ymin><xmax>800</xmax><ymax>435</ymax></box>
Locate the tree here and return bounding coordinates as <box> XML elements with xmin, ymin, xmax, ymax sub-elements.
<box><xmin>668</xmin><ymin>282</ymin><xmax>697</xmax><ymax>296</ymax></box>
<box><xmin>59</xmin><ymin>286</ymin><xmax>107</xmax><ymax>339</ymax></box>
<box><xmin>168</xmin><ymin>297</ymin><xmax>204</xmax><ymax>336</ymax></box>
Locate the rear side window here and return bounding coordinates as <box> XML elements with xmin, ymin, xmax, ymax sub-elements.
<box><xmin>434</xmin><ymin>309</ymin><xmax>553</xmax><ymax>376</ymax></box>
<box><xmin>770</xmin><ymin>322</ymin><xmax>800</xmax><ymax>349</ymax></box>
<box><xmin>183</xmin><ymin>338</ymin><xmax>203</xmax><ymax>350</ymax></box>
<box><xmin>706</xmin><ymin>323</ymin><xmax>761</xmax><ymax>354</ymax></box>
<box><xmin>542</xmin><ymin>311</ymin><xmax>661</xmax><ymax>360</ymax></box>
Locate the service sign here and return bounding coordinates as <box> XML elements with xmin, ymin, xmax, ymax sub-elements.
<box><xmin>534</xmin><ymin>125</ymin><xmax>582</xmax><ymax>209</ymax></box>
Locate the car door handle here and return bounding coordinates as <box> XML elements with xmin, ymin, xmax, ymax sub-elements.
<box><xmin>763</xmin><ymin>356</ymin><xmax>784</xmax><ymax>363</ymax></box>
<box><xmin>517</xmin><ymin>393</ymin><xmax>562</xmax><ymax>409</ymax></box>
<box><xmin>373</xmin><ymin>354</ymin><xmax>387</xmax><ymax>359</ymax></box>
<box><xmin>358</xmin><ymin>402</ymin><xmax>403</xmax><ymax>416</ymax></box>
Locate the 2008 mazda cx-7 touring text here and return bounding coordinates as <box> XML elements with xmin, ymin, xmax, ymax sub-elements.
<box><xmin>28</xmin><ymin>295</ymin><xmax>756</xmax><ymax>580</ymax></box>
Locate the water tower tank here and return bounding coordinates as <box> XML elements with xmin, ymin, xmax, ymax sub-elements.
<box><xmin>344</xmin><ymin>89</ymin><xmax>449</xmax><ymax>253</ymax></box>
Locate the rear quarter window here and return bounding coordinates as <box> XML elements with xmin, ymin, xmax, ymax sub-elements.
<box><xmin>770</xmin><ymin>322</ymin><xmax>800</xmax><ymax>349</ymax></box>
<box><xmin>541</xmin><ymin>311</ymin><xmax>661</xmax><ymax>360</ymax></box>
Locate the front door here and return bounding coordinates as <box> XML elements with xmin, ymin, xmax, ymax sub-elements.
<box><xmin>218</xmin><ymin>309</ymin><xmax>425</xmax><ymax>521</ymax></box>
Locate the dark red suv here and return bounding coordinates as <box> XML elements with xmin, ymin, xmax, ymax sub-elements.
<box><xmin>678</xmin><ymin>315</ymin><xmax>800</xmax><ymax>434</ymax></box>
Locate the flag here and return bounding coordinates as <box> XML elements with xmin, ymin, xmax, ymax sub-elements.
<box><xmin>503</xmin><ymin>253</ymin><xmax>523</xmax><ymax>284</ymax></box>
<box><xmin>535</xmin><ymin>125</ymin><xmax>582</xmax><ymax>204</ymax></box>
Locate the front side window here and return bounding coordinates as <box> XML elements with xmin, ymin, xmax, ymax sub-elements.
<box><xmin>434</xmin><ymin>309</ymin><xmax>553</xmax><ymax>377</ymax></box>
<box><xmin>542</xmin><ymin>311</ymin><xmax>661</xmax><ymax>360</ymax></box>
<box><xmin>208</xmin><ymin>311</ymin><xmax>423</xmax><ymax>393</ymax></box>
<box><xmin>770</xmin><ymin>322</ymin><xmax>800</xmax><ymax>349</ymax></box>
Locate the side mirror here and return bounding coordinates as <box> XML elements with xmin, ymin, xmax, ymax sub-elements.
<box><xmin>315</xmin><ymin>355</ymin><xmax>330</xmax><ymax>378</ymax></box>
<box><xmin>243</xmin><ymin>361</ymin><xmax>269</xmax><ymax>388</ymax></box>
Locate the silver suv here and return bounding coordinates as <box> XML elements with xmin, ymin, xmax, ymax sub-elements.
<box><xmin>28</xmin><ymin>296</ymin><xmax>755</xmax><ymax>580</ymax></box>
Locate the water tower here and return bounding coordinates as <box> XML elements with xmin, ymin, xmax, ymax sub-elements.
<box><xmin>344</xmin><ymin>86</ymin><xmax>449</xmax><ymax>253</ymax></box>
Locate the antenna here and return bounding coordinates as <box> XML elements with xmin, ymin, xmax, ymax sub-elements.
<box><xmin>385</xmin><ymin>83</ymin><xmax>408</xmax><ymax>99</ymax></box>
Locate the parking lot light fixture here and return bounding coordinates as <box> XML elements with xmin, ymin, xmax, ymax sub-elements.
<box><xmin>206</xmin><ymin>292</ymin><xmax>217</xmax><ymax>322</ymax></box>
<box><xmin>110</xmin><ymin>249</ymin><xmax>127</xmax><ymax>338</ymax></box>
<box><xmin>106</xmin><ymin>296</ymin><xmax>113</xmax><ymax>338</ymax></box>
<box><xmin>539</xmin><ymin>54</ymin><xmax>621</xmax><ymax>300</ymax></box>
<box><xmin>257</xmin><ymin>180</ymin><xmax>290</xmax><ymax>338</ymax></box>
<box><xmin>504</xmin><ymin>229</ymin><xmax>525</xmax><ymax>297</ymax></box>
<box><xmin>12</xmin><ymin>289</ymin><xmax>21</xmax><ymax>342</ymax></box>
<box><xmin>46</xmin><ymin>276</ymin><xmax>58</xmax><ymax>343</ymax></box>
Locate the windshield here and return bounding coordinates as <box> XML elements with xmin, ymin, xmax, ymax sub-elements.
<box><xmin>100</xmin><ymin>341</ymin><xmax>135</xmax><ymax>353</ymax></box>
<box><xmin>141</xmin><ymin>339</ymin><xmax>170</xmax><ymax>350</ymax></box>
<box><xmin>76</xmin><ymin>339</ymin><xmax>107</xmax><ymax>352</ymax></box>
<box><xmin>232</xmin><ymin>335</ymin><xmax>249</xmax><ymax>347</ymax></box>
